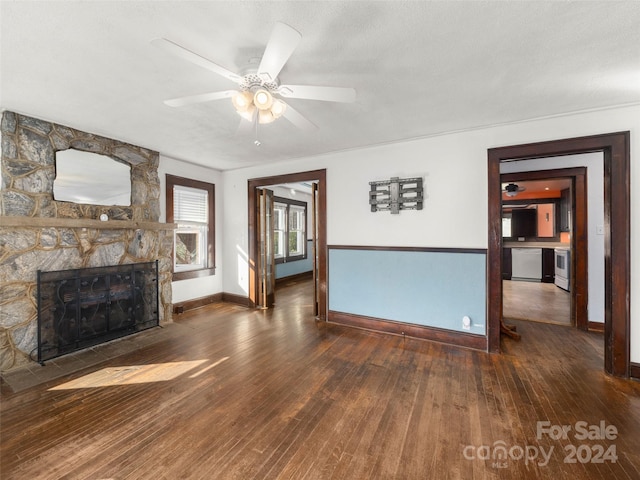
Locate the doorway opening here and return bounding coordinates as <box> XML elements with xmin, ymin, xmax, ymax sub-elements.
<box><xmin>257</xmin><ymin>182</ymin><xmax>316</xmax><ymax>308</ymax></box>
<box><xmin>499</xmin><ymin>168</ymin><xmax>588</xmax><ymax>330</ymax></box>
<box><xmin>487</xmin><ymin>132</ymin><xmax>630</xmax><ymax>377</ymax></box>
<box><xmin>248</xmin><ymin>169</ymin><xmax>327</xmax><ymax>319</ymax></box>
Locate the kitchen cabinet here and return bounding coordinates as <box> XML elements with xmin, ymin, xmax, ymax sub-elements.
<box><xmin>542</xmin><ymin>248</ymin><xmax>555</xmax><ymax>283</ymax></box>
<box><xmin>511</xmin><ymin>208</ymin><xmax>537</xmax><ymax>238</ymax></box>
<box><xmin>560</xmin><ymin>188</ymin><xmax>571</xmax><ymax>232</ymax></box>
<box><xmin>502</xmin><ymin>248</ymin><xmax>512</xmax><ymax>280</ymax></box>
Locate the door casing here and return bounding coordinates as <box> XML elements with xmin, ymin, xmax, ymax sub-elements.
<box><xmin>248</xmin><ymin>169</ymin><xmax>327</xmax><ymax>319</ymax></box>
<box><xmin>487</xmin><ymin>132</ymin><xmax>630</xmax><ymax>377</ymax></box>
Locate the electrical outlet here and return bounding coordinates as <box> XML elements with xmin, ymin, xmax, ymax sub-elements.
<box><xmin>462</xmin><ymin>316</ymin><xmax>471</xmax><ymax>330</ymax></box>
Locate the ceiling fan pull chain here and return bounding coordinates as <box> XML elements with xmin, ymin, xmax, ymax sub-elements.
<box><xmin>254</xmin><ymin>115</ymin><xmax>261</xmax><ymax>147</ymax></box>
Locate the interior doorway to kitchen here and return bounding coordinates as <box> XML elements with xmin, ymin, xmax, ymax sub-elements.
<box><xmin>500</xmin><ymin>168</ymin><xmax>586</xmax><ymax>329</ymax></box>
<box><xmin>487</xmin><ymin>132</ymin><xmax>630</xmax><ymax>378</ymax></box>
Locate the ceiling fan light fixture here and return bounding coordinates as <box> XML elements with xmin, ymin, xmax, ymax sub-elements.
<box><xmin>504</xmin><ymin>183</ymin><xmax>523</xmax><ymax>197</ymax></box>
<box><xmin>258</xmin><ymin>109</ymin><xmax>276</xmax><ymax>124</ymax></box>
<box><xmin>237</xmin><ymin>104</ymin><xmax>256</xmax><ymax>122</ymax></box>
<box><xmin>232</xmin><ymin>91</ymin><xmax>253</xmax><ymax>111</ymax></box>
<box><xmin>253</xmin><ymin>89</ymin><xmax>273</xmax><ymax>110</ymax></box>
<box><xmin>233</xmin><ymin>90</ymin><xmax>284</xmax><ymax>124</ymax></box>
<box><xmin>270</xmin><ymin>99</ymin><xmax>286</xmax><ymax>119</ymax></box>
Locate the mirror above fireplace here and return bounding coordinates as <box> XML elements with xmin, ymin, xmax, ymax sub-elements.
<box><xmin>53</xmin><ymin>149</ymin><xmax>132</xmax><ymax>206</ymax></box>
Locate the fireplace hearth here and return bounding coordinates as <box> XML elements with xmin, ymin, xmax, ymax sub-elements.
<box><xmin>37</xmin><ymin>261</ymin><xmax>159</xmax><ymax>364</ymax></box>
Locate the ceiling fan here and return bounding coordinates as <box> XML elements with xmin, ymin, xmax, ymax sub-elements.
<box><xmin>152</xmin><ymin>22</ymin><xmax>356</xmax><ymax>133</ymax></box>
<box><xmin>503</xmin><ymin>183</ymin><xmax>526</xmax><ymax>197</ymax></box>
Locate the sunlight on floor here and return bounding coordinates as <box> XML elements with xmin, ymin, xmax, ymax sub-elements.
<box><xmin>189</xmin><ymin>356</ymin><xmax>229</xmax><ymax>378</ymax></box>
<box><xmin>49</xmin><ymin>357</ymin><xmax>229</xmax><ymax>390</ymax></box>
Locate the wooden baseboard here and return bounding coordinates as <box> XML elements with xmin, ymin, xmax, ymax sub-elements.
<box><xmin>328</xmin><ymin>311</ymin><xmax>487</xmax><ymax>351</ymax></box>
<box><xmin>173</xmin><ymin>292</ymin><xmax>253</xmax><ymax>314</ymax></box>
<box><xmin>630</xmin><ymin>362</ymin><xmax>640</xmax><ymax>381</ymax></box>
<box><xmin>221</xmin><ymin>292</ymin><xmax>252</xmax><ymax>307</ymax></box>
<box><xmin>588</xmin><ymin>321</ymin><xmax>605</xmax><ymax>333</ymax></box>
<box><xmin>275</xmin><ymin>271</ymin><xmax>313</xmax><ymax>286</ymax></box>
<box><xmin>173</xmin><ymin>293</ymin><xmax>222</xmax><ymax>314</ymax></box>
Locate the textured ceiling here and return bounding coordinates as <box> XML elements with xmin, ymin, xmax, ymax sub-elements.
<box><xmin>2</xmin><ymin>1</ymin><xmax>639</xmax><ymax>171</ymax></box>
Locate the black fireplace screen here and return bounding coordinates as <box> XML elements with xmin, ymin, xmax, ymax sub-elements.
<box><xmin>37</xmin><ymin>261</ymin><xmax>159</xmax><ymax>364</ymax></box>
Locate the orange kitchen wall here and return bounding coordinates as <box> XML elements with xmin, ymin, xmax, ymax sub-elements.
<box><xmin>537</xmin><ymin>203</ymin><xmax>555</xmax><ymax>237</ymax></box>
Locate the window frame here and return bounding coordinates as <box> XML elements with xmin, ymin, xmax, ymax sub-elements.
<box><xmin>166</xmin><ymin>174</ymin><xmax>215</xmax><ymax>281</ymax></box>
<box><xmin>273</xmin><ymin>196</ymin><xmax>307</xmax><ymax>264</ymax></box>
<box><xmin>273</xmin><ymin>203</ymin><xmax>286</xmax><ymax>260</ymax></box>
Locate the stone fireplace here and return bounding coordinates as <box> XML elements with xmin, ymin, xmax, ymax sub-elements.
<box><xmin>0</xmin><ymin>111</ymin><xmax>174</xmax><ymax>371</ymax></box>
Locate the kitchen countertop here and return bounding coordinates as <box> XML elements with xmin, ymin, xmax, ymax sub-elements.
<box><xmin>504</xmin><ymin>242</ymin><xmax>570</xmax><ymax>248</ymax></box>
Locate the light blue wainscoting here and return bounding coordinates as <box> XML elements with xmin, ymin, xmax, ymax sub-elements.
<box><xmin>276</xmin><ymin>240</ymin><xmax>314</xmax><ymax>279</ymax></box>
<box><xmin>328</xmin><ymin>247</ymin><xmax>486</xmax><ymax>335</ymax></box>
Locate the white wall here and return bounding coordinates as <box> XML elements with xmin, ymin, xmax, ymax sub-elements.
<box><xmin>221</xmin><ymin>104</ymin><xmax>639</xmax><ymax>363</ymax></box>
<box><xmin>326</xmin><ymin>137</ymin><xmax>489</xmax><ymax>248</ymax></box>
<box><xmin>501</xmin><ymin>152</ymin><xmax>605</xmax><ymax>323</ymax></box>
<box><xmin>158</xmin><ymin>155</ymin><xmax>224</xmax><ymax>303</ymax></box>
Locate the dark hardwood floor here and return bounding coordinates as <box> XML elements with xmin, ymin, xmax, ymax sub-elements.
<box><xmin>1</xmin><ymin>278</ymin><xmax>639</xmax><ymax>479</ymax></box>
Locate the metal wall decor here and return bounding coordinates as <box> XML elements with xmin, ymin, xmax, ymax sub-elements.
<box><xmin>369</xmin><ymin>177</ymin><xmax>424</xmax><ymax>214</ymax></box>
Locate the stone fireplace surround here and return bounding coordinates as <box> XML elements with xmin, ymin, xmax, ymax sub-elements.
<box><xmin>0</xmin><ymin>111</ymin><xmax>174</xmax><ymax>371</ymax></box>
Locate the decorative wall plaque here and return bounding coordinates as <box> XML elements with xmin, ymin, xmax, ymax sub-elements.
<box><xmin>369</xmin><ymin>177</ymin><xmax>423</xmax><ymax>214</ymax></box>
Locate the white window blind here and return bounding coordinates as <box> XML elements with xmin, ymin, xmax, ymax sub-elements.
<box><xmin>174</xmin><ymin>185</ymin><xmax>208</xmax><ymax>223</ymax></box>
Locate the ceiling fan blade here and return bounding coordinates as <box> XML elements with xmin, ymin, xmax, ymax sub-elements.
<box><xmin>152</xmin><ymin>38</ymin><xmax>241</xmax><ymax>84</ymax></box>
<box><xmin>257</xmin><ymin>22</ymin><xmax>302</xmax><ymax>82</ymax></box>
<box><xmin>278</xmin><ymin>85</ymin><xmax>356</xmax><ymax>103</ymax></box>
<box><xmin>164</xmin><ymin>90</ymin><xmax>237</xmax><ymax>107</ymax></box>
<box><xmin>282</xmin><ymin>103</ymin><xmax>317</xmax><ymax>132</ymax></box>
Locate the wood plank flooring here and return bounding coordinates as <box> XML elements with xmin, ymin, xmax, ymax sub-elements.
<box><xmin>503</xmin><ymin>280</ymin><xmax>571</xmax><ymax>325</ymax></box>
<box><xmin>1</xmin><ymin>278</ymin><xmax>639</xmax><ymax>479</ymax></box>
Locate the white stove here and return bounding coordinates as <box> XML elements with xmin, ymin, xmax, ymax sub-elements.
<box><xmin>554</xmin><ymin>247</ymin><xmax>570</xmax><ymax>291</ymax></box>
